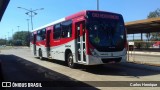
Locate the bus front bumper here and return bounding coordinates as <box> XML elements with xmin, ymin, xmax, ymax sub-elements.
<box><xmin>86</xmin><ymin>55</ymin><xmax>127</xmax><ymax>65</ymax></box>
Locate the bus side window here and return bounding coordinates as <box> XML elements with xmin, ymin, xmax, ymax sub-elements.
<box><xmin>37</xmin><ymin>29</ymin><xmax>46</xmax><ymax>41</ymax></box>
<box><xmin>61</xmin><ymin>20</ymin><xmax>72</xmax><ymax>38</ymax></box>
<box><xmin>41</xmin><ymin>28</ymin><xmax>46</xmax><ymax>40</ymax></box>
<box><xmin>37</xmin><ymin>30</ymin><xmax>41</xmax><ymax>41</ymax></box>
<box><xmin>54</xmin><ymin>24</ymin><xmax>61</xmax><ymax>40</ymax></box>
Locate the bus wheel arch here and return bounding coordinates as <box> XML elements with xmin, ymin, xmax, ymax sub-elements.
<box><xmin>65</xmin><ymin>49</ymin><xmax>76</xmax><ymax>68</ymax></box>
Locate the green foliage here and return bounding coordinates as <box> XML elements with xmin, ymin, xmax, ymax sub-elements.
<box><xmin>12</xmin><ymin>31</ymin><xmax>30</xmax><ymax>46</ymax></box>
<box><xmin>147</xmin><ymin>8</ymin><xmax>160</xmax><ymax>41</ymax></box>
<box><xmin>0</xmin><ymin>39</ymin><xmax>13</xmax><ymax>46</ymax></box>
<box><xmin>147</xmin><ymin>8</ymin><xmax>160</xmax><ymax>18</ymax></box>
<box><xmin>0</xmin><ymin>39</ymin><xmax>6</xmax><ymax>45</ymax></box>
<box><xmin>150</xmin><ymin>33</ymin><xmax>160</xmax><ymax>41</ymax></box>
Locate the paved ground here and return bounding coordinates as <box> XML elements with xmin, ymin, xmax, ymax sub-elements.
<box><xmin>0</xmin><ymin>47</ymin><xmax>160</xmax><ymax>90</ymax></box>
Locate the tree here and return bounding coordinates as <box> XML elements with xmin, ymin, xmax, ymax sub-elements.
<box><xmin>12</xmin><ymin>31</ymin><xmax>30</xmax><ymax>46</ymax></box>
<box><xmin>0</xmin><ymin>39</ymin><xmax>6</xmax><ymax>45</ymax></box>
<box><xmin>148</xmin><ymin>8</ymin><xmax>160</xmax><ymax>18</ymax></box>
<box><xmin>147</xmin><ymin>8</ymin><xmax>160</xmax><ymax>41</ymax></box>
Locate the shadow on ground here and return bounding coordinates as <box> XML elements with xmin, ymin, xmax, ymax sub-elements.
<box><xmin>0</xmin><ymin>55</ymin><xmax>99</xmax><ymax>90</ymax></box>
<box><xmin>44</xmin><ymin>58</ymin><xmax>160</xmax><ymax>78</ymax></box>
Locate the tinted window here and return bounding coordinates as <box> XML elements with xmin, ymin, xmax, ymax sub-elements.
<box><xmin>37</xmin><ymin>28</ymin><xmax>46</xmax><ymax>41</ymax></box>
<box><xmin>61</xmin><ymin>20</ymin><xmax>72</xmax><ymax>38</ymax></box>
<box><xmin>54</xmin><ymin>24</ymin><xmax>61</xmax><ymax>39</ymax></box>
<box><xmin>88</xmin><ymin>19</ymin><xmax>125</xmax><ymax>52</ymax></box>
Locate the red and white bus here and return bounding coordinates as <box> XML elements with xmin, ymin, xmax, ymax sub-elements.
<box><xmin>30</xmin><ymin>10</ymin><xmax>127</xmax><ymax>68</ymax></box>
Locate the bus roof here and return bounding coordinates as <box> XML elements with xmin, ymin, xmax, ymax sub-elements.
<box><xmin>32</xmin><ymin>10</ymin><xmax>122</xmax><ymax>32</ymax></box>
<box><xmin>66</xmin><ymin>10</ymin><xmax>122</xmax><ymax>20</ymax></box>
<box><xmin>32</xmin><ymin>18</ymin><xmax>65</xmax><ymax>32</ymax></box>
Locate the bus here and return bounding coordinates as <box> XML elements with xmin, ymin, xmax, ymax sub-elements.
<box><xmin>30</xmin><ymin>10</ymin><xmax>127</xmax><ymax>68</ymax></box>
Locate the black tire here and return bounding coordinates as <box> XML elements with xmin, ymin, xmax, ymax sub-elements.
<box><xmin>39</xmin><ymin>49</ymin><xmax>43</xmax><ymax>60</ymax></box>
<box><xmin>67</xmin><ymin>53</ymin><xmax>76</xmax><ymax>68</ymax></box>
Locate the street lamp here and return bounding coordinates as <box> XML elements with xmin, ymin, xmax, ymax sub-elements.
<box><xmin>7</xmin><ymin>32</ymin><xmax>9</xmax><ymax>46</ymax></box>
<box><xmin>5</xmin><ymin>35</ymin><xmax>6</xmax><ymax>45</ymax></box>
<box><xmin>12</xmin><ymin>29</ymin><xmax>14</xmax><ymax>46</ymax></box>
<box><xmin>12</xmin><ymin>29</ymin><xmax>13</xmax><ymax>38</ymax></box>
<box><xmin>97</xmin><ymin>0</ymin><xmax>99</xmax><ymax>10</ymax></box>
<box><xmin>17</xmin><ymin>7</ymin><xmax>44</xmax><ymax>30</ymax></box>
<box><xmin>17</xmin><ymin>26</ymin><xmax>20</xmax><ymax>32</ymax></box>
<box><xmin>26</xmin><ymin>19</ymin><xmax>30</xmax><ymax>46</ymax></box>
<box><xmin>17</xmin><ymin>26</ymin><xmax>20</xmax><ymax>42</ymax></box>
<box><xmin>26</xmin><ymin>19</ymin><xmax>29</xmax><ymax>32</ymax></box>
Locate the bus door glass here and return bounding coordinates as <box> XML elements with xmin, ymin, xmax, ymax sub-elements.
<box><xmin>33</xmin><ymin>34</ymin><xmax>37</xmax><ymax>55</ymax></box>
<box><xmin>46</xmin><ymin>30</ymin><xmax>51</xmax><ymax>57</ymax></box>
<box><xmin>76</xmin><ymin>21</ymin><xmax>86</xmax><ymax>62</ymax></box>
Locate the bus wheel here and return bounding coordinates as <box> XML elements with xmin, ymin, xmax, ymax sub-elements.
<box><xmin>67</xmin><ymin>53</ymin><xmax>75</xmax><ymax>68</ymax></box>
<box><xmin>39</xmin><ymin>49</ymin><xmax>43</xmax><ymax>60</ymax></box>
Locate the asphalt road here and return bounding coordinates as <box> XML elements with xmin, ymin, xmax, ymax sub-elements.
<box><xmin>0</xmin><ymin>47</ymin><xmax>160</xmax><ymax>90</ymax></box>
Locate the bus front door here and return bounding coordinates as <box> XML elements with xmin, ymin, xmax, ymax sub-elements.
<box><xmin>76</xmin><ymin>21</ymin><xmax>86</xmax><ymax>63</ymax></box>
<box><xmin>46</xmin><ymin>30</ymin><xmax>51</xmax><ymax>57</ymax></box>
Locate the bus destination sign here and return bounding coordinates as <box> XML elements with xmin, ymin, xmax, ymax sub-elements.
<box><xmin>91</xmin><ymin>13</ymin><xmax>119</xmax><ymax>20</ymax></box>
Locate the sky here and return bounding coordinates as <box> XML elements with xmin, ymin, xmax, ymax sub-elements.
<box><xmin>0</xmin><ymin>0</ymin><xmax>160</xmax><ymax>39</ymax></box>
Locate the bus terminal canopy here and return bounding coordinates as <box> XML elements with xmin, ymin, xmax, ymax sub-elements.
<box><xmin>0</xmin><ymin>0</ymin><xmax>10</xmax><ymax>21</ymax></box>
<box><xmin>125</xmin><ymin>17</ymin><xmax>160</xmax><ymax>34</ymax></box>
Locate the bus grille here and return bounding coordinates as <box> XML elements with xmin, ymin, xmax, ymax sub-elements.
<box><xmin>101</xmin><ymin>58</ymin><xmax>122</xmax><ymax>63</ymax></box>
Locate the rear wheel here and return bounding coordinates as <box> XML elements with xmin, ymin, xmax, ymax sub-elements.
<box><xmin>67</xmin><ymin>53</ymin><xmax>76</xmax><ymax>68</ymax></box>
<box><xmin>39</xmin><ymin>49</ymin><xmax>43</xmax><ymax>60</ymax></box>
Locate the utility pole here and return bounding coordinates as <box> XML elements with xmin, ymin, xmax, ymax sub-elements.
<box><xmin>17</xmin><ymin>26</ymin><xmax>20</xmax><ymax>32</ymax></box>
<box><xmin>97</xmin><ymin>0</ymin><xmax>99</xmax><ymax>10</ymax></box>
<box><xmin>12</xmin><ymin>29</ymin><xmax>14</xmax><ymax>46</ymax></box>
<box><xmin>8</xmin><ymin>32</ymin><xmax>9</xmax><ymax>40</ymax></box>
<box><xmin>27</xmin><ymin>19</ymin><xmax>30</xmax><ymax>46</ymax></box>
<box><xmin>12</xmin><ymin>29</ymin><xmax>14</xmax><ymax>39</ymax></box>
<box><xmin>5</xmin><ymin>35</ymin><xmax>6</xmax><ymax>45</ymax></box>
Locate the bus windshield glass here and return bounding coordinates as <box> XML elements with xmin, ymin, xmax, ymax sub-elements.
<box><xmin>87</xmin><ymin>18</ymin><xmax>125</xmax><ymax>52</ymax></box>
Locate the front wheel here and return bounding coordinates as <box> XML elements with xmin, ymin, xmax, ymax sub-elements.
<box><xmin>67</xmin><ymin>53</ymin><xmax>76</xmax><ymax>68</ymax></box>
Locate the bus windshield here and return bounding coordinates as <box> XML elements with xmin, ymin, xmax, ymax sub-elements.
<box><xmin>87</xmin><ymin>19</ymin><xmax>125</xmax><ymax>52</ymax></box>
